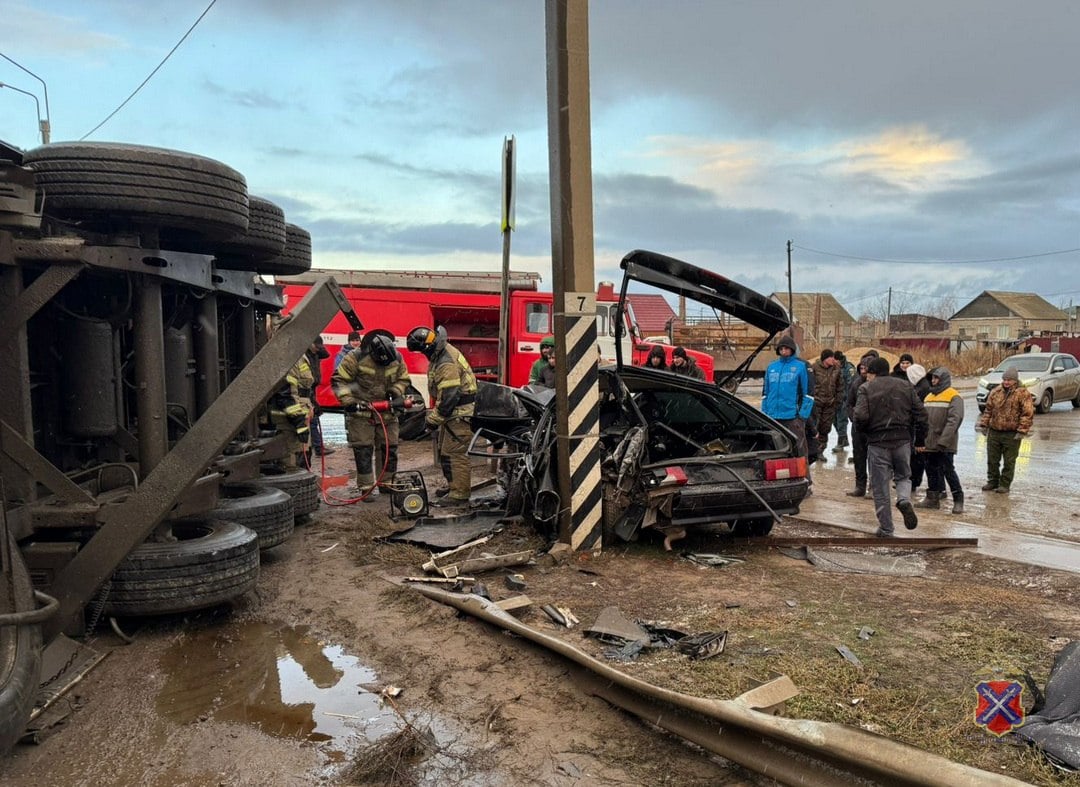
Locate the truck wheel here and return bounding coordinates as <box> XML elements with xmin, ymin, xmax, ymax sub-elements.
<box><xmin>213</xmin><ymin>196</ymin><xmax>287</xmax><ymax>267</ymax></box>
<box><xmin>257</xmin><ymin>466</ymin><xmax>320</xmax><ymax>518</ymax></box>
<box><xmin>254</xmin><ymin>223</ymin><xmax>311</xmax><ymax>276</ymax></box>
<box><xmin>23</xmin><ymin>142</ymin><xmax>249</xmax><ymax>243</ymax></box>
<box><xmin>207</xmin><ymin>483</ymin><xmax>295</xmax><ymax>550</ymax></box>
<box><xmin>398</xmin><ymin>386</ymin><xmax>428</xmax><ymax>441</ymax></box>
<box><xmin>731</xmin><ymin>518</ymin><xmax>774</xmax><ymax>537</ymax></box>
<box><xmin>0</xmin><ymin>538</ymin><xmax>43</xmax><ymax>755</ymax></box>
<box><xmin>1037</xmin><ymin>390</ymin><xmax>1053</xmax><ymax>414</ymax></box>
<box><xmin>104</xmin><ymin>520</ymin><xmax>260</xmax><ymax>617</ymax></box>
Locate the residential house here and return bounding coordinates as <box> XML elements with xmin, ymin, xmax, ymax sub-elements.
<box><xmin>769</xmin><ymin>292</ymin><xmax>857</xmax><ymax>345</ymax></box>
<box><xmin>949</xmin><ymin>291</ymin><xmax>1067</xmax><ymax>347</ymax></box>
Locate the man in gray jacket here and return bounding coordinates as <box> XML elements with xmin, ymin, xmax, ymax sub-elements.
<box><xmin>854</xmin><ymin>357</ymin><xmax>928</xmax><ymax>537</ymax></box>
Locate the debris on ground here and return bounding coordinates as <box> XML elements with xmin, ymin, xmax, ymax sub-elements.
<box><xmin>858</xmin><ymin>626</ymin><xmax>876</xmax><ymax>640</ymax></box>
<box><xmin>1014</xmin><ymin>640</ymin><xmax>1080</xmax><ymax>770</ymax></box>
<box><xmin>836</xmin><ymin>645</ymin><xmax>864</xmax><ymax>669</ymax></box>
<box><xmin>674</xmin><ymin>631</ymin><xmax>727</xmax><ymax>660</ymax></box>
<box><xmin>682</xmin><ymin>553</ymin><xmax>745</xmax><ymax>569</ymax></box>
<box><xmin>779</xmin><ymin>545</ymin><xmax>926</xmax><ymax>576</ymax></box>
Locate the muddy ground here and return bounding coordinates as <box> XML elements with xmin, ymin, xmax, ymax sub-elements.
<box><xmin>3</xmin><ymin>439</ymin><xmax>1080</xmax><ymax>787</ymax></box>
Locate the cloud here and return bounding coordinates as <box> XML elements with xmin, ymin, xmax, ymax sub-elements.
<box><xmin>0</xmin><ymin>2</ymin><xmax>125</xmax><ymax>57</ymax></box>
<box><xmin>201</xmin><ymin>79</ymin><xmax>291</xmax><ymax>110</ymax></box>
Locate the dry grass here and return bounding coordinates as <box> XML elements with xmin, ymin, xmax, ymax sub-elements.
<box><xmin>806</xmin><ymin>343</ymin><xmax>1011</xmax><ymax>377</ymax></box>
<box><xmin>342</xmin><ymin>723</ymin><xmax>436</xmax><ymax>786</ymax></box>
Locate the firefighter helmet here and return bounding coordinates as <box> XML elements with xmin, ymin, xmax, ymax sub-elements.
<box><xmin>369</xmin><ymin>333</ymin><xmax>397</xmax><ymax>367</ymax></box>
<box><xmin>407</xmin><ymin>325</ymin><xmax>447</xmax><ymax>359</ymax></box>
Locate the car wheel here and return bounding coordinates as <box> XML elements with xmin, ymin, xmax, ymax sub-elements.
<box><xmin>731</xmin><ymin>518</ymin><xmax>774</xmax><ymax>537</ymax></box>
<box><xmin>1037</xmin><ymin>390</ymin><xmax>1053</xmax><ymax>414</ymax></box>
<box><xmin>257</xmin><ymin>466</ymin><xmax>321</xmax><ymax>518</ymax></box>
<box><xmin>1072</xmin><ymin>388</ymin><xmax>1080</xmax><ymax>409</ymax></box>
<box><xmin>505</xmin><ymin>464</ymin><xmax>527</xmax><ymax>517</ymax></box>
<box><xmin>213</xmin><ymin>196</ymin><xmax>287</xmax><ymax>267</ymax></box>
<box><xmin>104</xmin><ymin>520</ymin><xmax>260</xmax><ymax>617</ymax></box>
<box><xmin>254</xmin><ymin>223</ymin><xmax>312</xmax><ymax>277</ymax></box>
<box><xmin>23</xmin><ymin>142</ymin><xmax>249</xmax><ymax>243</ymax></box>
<box><xmin>207</xmin><ymin>483</ymin><xmax>295</xmax><ymax>550</ymax></box>
<box><xmin>0</xmin><ymin>537</ymin><xmax>43</xmax><ymax>755</ymax></box>
<box><xmin>978</xmin><ymin>405</ymin><xmax>986</xmax><ymax>413</ymax></box>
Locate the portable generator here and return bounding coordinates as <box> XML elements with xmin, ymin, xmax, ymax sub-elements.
<box><xmin>388</xmin><ymin>471</ymin><xmax>428</xmax><ymax>519</ymax></box>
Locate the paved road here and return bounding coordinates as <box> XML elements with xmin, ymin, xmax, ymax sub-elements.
<box><xmin>798</xmin><ymin>381</ymin><xmax>1080</xmax><ymax>574</ymax></box>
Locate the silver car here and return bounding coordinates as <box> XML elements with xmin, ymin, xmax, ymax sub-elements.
<box><xmin>976</xmin><ymin>352</ymin><xmax>1080</xmax><ymax>414</ymax></box>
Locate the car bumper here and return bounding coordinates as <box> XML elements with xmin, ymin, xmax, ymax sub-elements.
<box><xmin>670</xmin><ymin>479</ymin><xmax>809</xmax><ymax>525</ymax></box>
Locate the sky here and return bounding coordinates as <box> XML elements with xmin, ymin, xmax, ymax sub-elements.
<box><xmin>2</xmin><ymin>0</ymin><xmax>1079</xmax><ymax>320</ymax></box>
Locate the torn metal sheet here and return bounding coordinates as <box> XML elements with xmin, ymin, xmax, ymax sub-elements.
<box><xmin>583</xmin><ymin>606</ymin><xmax>650</xmax><ymax>646</ymax></box>
<box><xmin>858</xmin><ymin>626</ymin><xmax>876</xmax><ymax>641</ymax></box>
<box><xmin>383</xmin><ymin>511</ymin><xmax>504</xmax><ymax>550</ymax></box>
<box><xmin>779</xmin><ymin>545</ymin><xmax>926</xmax><ymax>576</ymax></box>
<box><xmin>836</xmin><ymin>645</ymin><xmax>864</xmax><ymax>669</ymax></box>
<box><xmin>604</xmin><ymin>639</ymin><xmax>647</xmax><ymax>662</ymax></box>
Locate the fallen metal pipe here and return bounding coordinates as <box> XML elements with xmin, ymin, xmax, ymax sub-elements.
<box><xmin>414</xmin><ymin>586</ymin><xmax>1027</xmax><ymax>787</ymax></box>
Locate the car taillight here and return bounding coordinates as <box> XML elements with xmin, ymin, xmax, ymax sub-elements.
<box><xmin>647</xmin><ymin>466</ymin><xmax>689</xmax><ymax>487</ymax></box>
<box><xmin>764</xmin><ymin>457</ymin><xmax>807</xmax><ymax>480</ymax></box>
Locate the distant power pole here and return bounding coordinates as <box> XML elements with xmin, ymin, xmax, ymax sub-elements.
<box><xmin>886</xmin><ymin>287</ymin><xmax>892</xmax><ymax>335</ymax></box>
<box><xmin>786</xmin><ymin>240</ymin><xmax>794</xmax><ymax>336</ymax></box>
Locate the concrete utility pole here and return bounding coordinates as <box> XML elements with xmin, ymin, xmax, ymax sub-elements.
<box><xmin>545</xmin><ymin>0</ymin><xmax>603</xmax><ymax>551</ymax></box>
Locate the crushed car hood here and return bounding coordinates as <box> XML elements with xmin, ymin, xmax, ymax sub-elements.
<box><xmin>616</xmin><ymin>250</ymin><xmax>790</xmax><ymax>384</ymax></box>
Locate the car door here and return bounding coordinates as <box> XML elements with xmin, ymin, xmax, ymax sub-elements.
<box><xmin>1062</xmin><ymin>355</ymin><xmax>1080</xmax><ymax>400</ymax></box>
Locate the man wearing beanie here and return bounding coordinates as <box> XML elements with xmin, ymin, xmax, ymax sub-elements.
<box><xmin>762</xmin><ymin>335</ymin><xmax>811</xmax><ymax>476</ymax></box>
<box><xmin>917</xmin><ymin>367</ymin><xmax>965</xmax><ymax>513</ymax></box>
<box><xmin>810</xmin><ymin>349</ymin><xmax>843</xmax><ymax>459</ymax></box>
<box><xmin>975</xmin><ymin>366</ymin><xmax>1034</xmax><ymax>493</ymax></box>
<box><xmin>854</xmin><ymin>356</ymin><xmax>928</xmax><ymax>537</ymax></box>
<box><xmin>905</xmin><ymin>363</ymin><xmax>931</xmax><ymax>493</ymax></box>
<box><xmin>670</xmin><ymin>346</ymin><xmax>706</xmax><ymax>380</ymax></box>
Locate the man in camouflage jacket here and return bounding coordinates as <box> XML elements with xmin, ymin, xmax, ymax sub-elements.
<box><xmin>975</xmin><ymin>366</ymin><xmax>1034</xmax><ymax>494</ymax></box>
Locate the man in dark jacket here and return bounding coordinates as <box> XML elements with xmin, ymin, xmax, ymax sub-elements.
<box><xmin>845</xmin><ymin>351</ymin><xmax>878</xmax><ymax>497</ymax></box>
<box><xmin>671</xmin><ymin>346</ymin><xmax>706</xmax><ymax>380</ymax></box>
<box><xmin>854</xmin><ymin>357</ymin><xmax>928</xmax><ymax>537</ymax></box>
<box><xmin>832</xmin><ymin>351</ymin><xmax>855</xmax><ymax>451</ymax></box>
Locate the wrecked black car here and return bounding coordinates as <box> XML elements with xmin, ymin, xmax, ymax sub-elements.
<box><xmin>472</xmin><ymin>250</ymin><xmax>810</xmax><ymax>548</ymax></box>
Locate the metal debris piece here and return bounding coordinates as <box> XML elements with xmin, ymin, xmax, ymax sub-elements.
<box><xmin>473</xmin><ymin>582</ymin><xmax>491</xmax><ymax>601</ymax></box>
<box><xmin>541</xmin><ymin>605</ymin><xmax>567</xmax><ymax>627</ymax></box>
<box><xmin>637</xmin><ymin>622</ymin><xmax>690</xmax><ymax>648</ymax></box>
<box><xmin>505</xmin><ymin>573</ymin><xmax>527</xmax><ymax>591</ymax></box>
<box><xmin>584</xmin><ymin>607</ymin><xmax>650</xmax><ymax>645</ymax></box>
<box><xmin>675</xmin><ymin>631</ymin><xmax>728</xmax><ymax>660</ymax></box>
<box><xmin>836</xmin><ymin>645</ymin><xmax>863</xmax><ymax>668</ymax></box>
<box><xmin>785</xmin><ymin>600</ymin><xmax>798</xmax><ymax>608</ymax></box>
<box><xmin>858</xmin><ymin>626</ymin><xmax>876</xmax><ymax>640</ymax></box>
<box><xmin>603</xmin><ymin>639</ymin><xmax>648</xmax><ymax>662</ymax></box>
<box><xmin>684</xmin><ymin>552</ymin><xmax>746</xmax><ymax>568</ymax></box>
<box><xmin>557</xmin><ymin>606</ymin><xmax>579</xmax><ymax>627</ymax></box>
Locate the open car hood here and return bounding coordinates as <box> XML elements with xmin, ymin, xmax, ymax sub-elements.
<box><xmin>616</xmin><ymin>250</ymin><xmax>790</xmax><ymax>383</ymax></box>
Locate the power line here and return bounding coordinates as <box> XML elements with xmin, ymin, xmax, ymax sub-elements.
<box><xmin>792</xmin><ymin>243</ymin><xmax>1080</xmax><ymax>265</ymax></box>
<box><xmin>81</xmin><ymin>0</ymin><xmax>218</xmax><ymax>140</ymax></box>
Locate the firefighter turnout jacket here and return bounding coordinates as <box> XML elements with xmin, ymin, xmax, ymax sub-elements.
<box><xmin>332</xmin><ymin>349</ymin><xmax>411</xmax><ymax>411</ymax></box>
<box><xmin>426</xmin><ymin>343</ymin><xmax>477</xmax><ymax>426</ymax></box>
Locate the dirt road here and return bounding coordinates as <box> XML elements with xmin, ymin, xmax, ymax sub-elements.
<box><xmin>2</xmin><ymin>437</ymin><xmax>1078</xmax><ymax>786</ymax></box>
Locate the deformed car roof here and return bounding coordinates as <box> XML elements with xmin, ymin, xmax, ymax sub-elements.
<box><xmin>619</xmin><ymin>250</ymin><xmax>790</xmax><ymax>335</ymax></box>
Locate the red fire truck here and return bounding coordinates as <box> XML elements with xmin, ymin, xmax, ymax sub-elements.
<box><xmin>279</xmin><ymin>269</ymin><xmax>715</xmax><ymax>408</ymax></box>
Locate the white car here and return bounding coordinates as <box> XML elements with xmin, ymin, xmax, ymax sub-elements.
<box><xmin>976</xmin><ymin>352</ymin><xmax>1080</xmax><ymax>414</ymax></box>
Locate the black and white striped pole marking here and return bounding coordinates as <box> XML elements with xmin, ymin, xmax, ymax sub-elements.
<box><xmin>555</xmin><ymin>291</ymin><xmax>602</xmax><ymax>552</ymax></box>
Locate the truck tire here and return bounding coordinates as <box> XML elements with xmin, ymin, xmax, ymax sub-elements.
<box><xmin>0</xmin><ymin>540</ymin><xmax>43</xmax><ymax>755</ymax></box>
<box><xmin>254</xmin><ymin>223</ymin><xmax>311</xmax><ymax>276</ymax></box>
<box><xmin>731</xmin><ymin>518</ymin><xmax>774</xmax><ymax>537</ymax></box>
<box><xmin>23</xmin><ymin>142</ymin><xmax>249</xmax><ymax>243</ymax></box>
<box><xmin>103</xmin><ymin>520</ymin><xmax>260</xmax><ymax>617</ymax></box>
<box><xmin>207</xmin><ymin>483</ymin><xmax>295</xmax><ymax>550</ymax></box>
<box><xmin>212</xmin><ymin>196</ymin><xmax>287</xmax><ymax>267</ymax></box>
<box><xmin>257</xmin><ymin>466</ymin><xmax>320</xmax><ymax>518</ymax></box>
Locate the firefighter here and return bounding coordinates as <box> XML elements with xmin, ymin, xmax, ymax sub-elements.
<box><xmin>269</xmin><ymin>351</ymin><xmax>315</xmax><ymax>468</ymax></box>
<box><xmin>331</xmin><ymin>331</ymin><xmax>412</xmax><ymax>497</ymax></box>
<box><xmin>406</xmin><ymin>325</ymin><xmax>477</xmax><ymax>508</ymax></box>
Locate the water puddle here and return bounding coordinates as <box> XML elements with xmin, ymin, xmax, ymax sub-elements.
<box><xmin>157</xmin><ymin>622</ymin><xmax>400</xmax><ymax>749</ymax></box>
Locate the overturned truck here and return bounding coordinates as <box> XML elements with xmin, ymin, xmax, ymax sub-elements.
<box><xmin>0</xmin><ymin>140</ymin><xmax>358</xmax><ymax>752</ymax></box>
